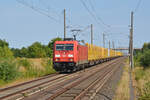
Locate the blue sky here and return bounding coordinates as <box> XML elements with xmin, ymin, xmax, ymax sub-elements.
<box><xmin>0</xmin><ymin>0</ymin><xmax>149</xmax><ymax>48</ymax></box>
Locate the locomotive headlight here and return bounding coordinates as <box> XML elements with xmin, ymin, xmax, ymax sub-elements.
<box><xmin>69</xmin><ymin>59</ymin><xmax>73</xmax><ymax>61</ymax></box>
<box><xmin>68</xmin><ymin>54</ymin><xmax>73</xmax><ymax>57</ymax></box>
<box><xmin>55</xmin><ymin>54</ymin><xmax>60</xmax><ymax>57</ymax></box>
<box><xmin>56</xmin><ymin>58</ymin><xmax>59</xmax><ymax>61</ymax></box>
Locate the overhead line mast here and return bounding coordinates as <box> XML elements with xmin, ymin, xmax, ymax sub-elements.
<box><xmin>103</xmin><ymin>33</ymin><xmax>105</xmax><ymax>48</ymax></box>
<box><xmin>130</xmin><ymin>11</ymin><xmax>134</xmax><ymax>69</ymax></box>
<box><xmin>64</xmin><ymin>9</ymin><xmax>66</xmax><ymax>40</ymax></box>
<box><xmin>91</xmin><ymin>24</ymin><xmax>93</xmax><ymax>45</ymax></box>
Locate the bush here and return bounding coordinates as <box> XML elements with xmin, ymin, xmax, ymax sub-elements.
<box><xmin>0</xmin><ymin>60</ymin><xmax>19</xmax><ymax>82</ymax></box>
<box><xmin>134</xmin><ymin>52</ymin><xmax>143</xmax><ymax>67</ymax></box>
<box><xmin>0</xmin><ymin>46</ymin><xmax>13</xmax><ymax>58</ymax></box>
<box><xmin>140</xmin><ymin>50</ymin><xmax>150</xmax><ymax>68</ymax></box>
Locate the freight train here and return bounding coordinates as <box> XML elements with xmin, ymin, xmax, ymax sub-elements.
<box><xmin>53</xmin><ymin>38</ymin><xmax>123</xmax><ymax>72</ymax></box>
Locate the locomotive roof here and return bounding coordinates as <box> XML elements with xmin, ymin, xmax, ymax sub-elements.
<box><xmin>55</xmin><ymin>40</ymin><xmax>78</xmax><ymax>43</ymax></box>
<box><xmin>55</xmin><ymin>41</ymin><xmax>88</xmax><ymax>46</ymax></box>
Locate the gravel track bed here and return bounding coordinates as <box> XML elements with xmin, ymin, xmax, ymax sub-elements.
<box><xmin>53</xmin><ymin>64</ymin><xmax>113</xmax><ymax>100</ymax></box>
<box><xmin>22</xmin><ymin>58</ymin><xmax>122</xmax><ymax>100</ymax></box>
<box><xmin>0</xmin><ymin>58</ymin><xmax>125</xmax><ymax>100</ymax></box>
<box><xmin>92</xmin><ymin>61</ymin><xmax>124</xmax><ymax>100</ymax></box>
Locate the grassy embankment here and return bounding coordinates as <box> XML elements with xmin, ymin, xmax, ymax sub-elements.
<box><xmin>113</xmin><ymin>59</ymin><xmax>130</xmax><ymax>100</ymax></box>
<box><xmin>114</xmin><ymin>60</ymin><xmax>150</xmax><ymax>100</ymax></box>
<box><xmin>132</xmin><ymin>63</ymin><xmax>150</xmax><ymax>100</ymax></box>
<box><xmin>0</xmin><ymin>58</ymin><xmax>56</xmax><ymax>88</ymax></box>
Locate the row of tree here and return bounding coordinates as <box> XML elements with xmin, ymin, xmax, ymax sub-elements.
<box><xmin>134</xmin><ymin>42</ymin><xmax>150</xmax><ymax>68</ymax></box>
<box><xmin>0</xmin><ymin>38</ymin><xmax>62</xmax><ymax>58</ymax></box>
<box><xmin>0</xmin><ymin>40</ymin><xmax>13</xmax><ymax>58</ymax></box>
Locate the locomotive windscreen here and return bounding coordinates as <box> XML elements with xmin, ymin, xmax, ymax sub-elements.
<box><xmin>56</xmin><ymin>44</ymin><xmax>74</xmax><ymax>51</ymax></box>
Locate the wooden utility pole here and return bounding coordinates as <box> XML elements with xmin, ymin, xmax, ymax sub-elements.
<box><xmin>64</xmin><ymin>9</ymin><xmax>66</xmax><ymax>40</ymax></box>
<box><xmin>103</xmin><ymin>33</ymin><xmax>105</xmax><ymax>48</ymax></box>
<box><xmin>91</xmin><ymin>24</ymin><xmax>93</xmax><ymax>45</ymax></box>
<box><xmin>130</xmin><ymin>11</ymin><xmax>134</xmax><ymax>69</ymax></box>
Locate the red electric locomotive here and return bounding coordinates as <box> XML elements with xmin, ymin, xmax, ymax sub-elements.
<box><xmin>53</xmin><ymin>39</ymin><xmax>88</xmax><ymax>72</ymax></box>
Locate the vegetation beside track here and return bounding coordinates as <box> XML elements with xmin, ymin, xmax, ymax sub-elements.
<box><xmin>133</xmin><ymin>42</ymin><xmax>150</xmax><ymax>100</ymax></box>
<box><xmin>113</xmin><ymin>59</ymin><xmax>130</xmax><ymax>100</ymax></box>
<box><xmin>0</xmin><ymin>39</ymin><xmax>60</xmax><ymax>87</ymax></box>
<box><xmin>0</xmin><ymin>58</ymin><xmax>56</xmax><ymax>87</ymax></box>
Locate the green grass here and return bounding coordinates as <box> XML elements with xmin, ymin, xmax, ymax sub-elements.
<box><xmin>133</xmin><ymin>67</ymin><xmax>150</xmax><ymax>100</ymax></box>
<box><xmin>138</xmin><ymin>81</ymin><xmax>150</xmax><ymax>100</ymax></box>
<box><xmin>22</xmin><ymin>58</ymin><xmax>55</xmax><ymax>78</ymax></box>
<box><xmin>135</xmin><ymin>68</ymin><xmax>145</xmax><ymax>81</ymax></box>
<box><xmin>43</xmin><ymin>58</ymin><xmax>56</xmax><ymax>75</ymax></box>
<box><xmin>0</xmin><ymin>58</ymin><xmax>56</xmax><ymax>87</ymax></box>
<box><xmin>18</xmin><ymin>58</ymin><xmax>31</xmax><ymax>70</ymax></box>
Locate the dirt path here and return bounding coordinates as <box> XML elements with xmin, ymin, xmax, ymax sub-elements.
<box><xmin>129</xmin><ymin>69</ymin><xmax>135</xmax><ymax>100</ymax></box>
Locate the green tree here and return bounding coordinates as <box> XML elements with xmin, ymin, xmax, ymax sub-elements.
<box><xmin>28</xmin><ymin>42</ymin><xmax>46</xmax><ymax>58</ymax></box>
<box><xmin>142</xmin><ymin>42</ymin><xmax>150</xmax><ymax>52</ymax></box>
<box><xmin>20</xmin><ymin>47</ymin><xmax>28</xmax><ymax>57</ymax></box>
<box><xmin>48</xmin><ymin>37</ymin><xmax>62</xmax><ymax>50</ymax></box>
<box><xmin>11</xmin><ymin>48</ymin><xmax>21</xmax><ymax>57</ymax></box>
<box><xmin>0</xmin><ymin>40</ymin><xmax>13</xmax><ymax>58</ymax></box>
<box><xmin>140</xmin><ymin>50</ymin><xmax>150</xmax><ymax>68</ymax></box>
<box><xmin>0</xmin><ymin>39</ymin><xmax>9</xmax><ymax>47</ymax></box>
<box><xmin>43</xmin><ymin>45</ymin><xmax>52</xmax><ymax>57</ymax></box>
<box><xmin>11</xmin><ymin>38</ymin><xmax>62</xmax><ymax>58</ymax></box>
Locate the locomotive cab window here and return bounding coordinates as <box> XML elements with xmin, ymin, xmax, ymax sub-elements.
<box><xmin>56</xmin><ymin>44</ymin><xmax>74</xmax><ymax>51</ymax></box>
<box><xmin>65</xmin><ymin>44</ymin><xmax>74</xmax><ymax>50</ymax></box>
<box><xmin>56</xmin><ymin>44</ymin><xmax>64</xmax><ymax>50</ymax></box>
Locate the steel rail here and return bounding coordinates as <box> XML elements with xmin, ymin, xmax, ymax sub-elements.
<box><xmin>0</xmin><ymin>73</ymin><xmax>59</xmax><ymax>92</ymax></box>
<box><xmin>74</xmin><ymin>61</ymin><xmax>123</xmax><ymax>100</ymax></box>
<box><xmin>0</xmin><ymin>57</ymin><xmax>123</xmax><ymax>100</ymax></box>
<box><xmin>0</xmin><ymin>74</ymin><xmax>69</xmax><ymax>100</ymax></box>
<box><xmin>47</xmin><ymin>58</ymin><xmax>124</xmax><ymax>100</ymax></box>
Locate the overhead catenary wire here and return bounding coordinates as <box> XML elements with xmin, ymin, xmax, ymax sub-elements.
<box><xmin>38</xmin><ymin>0</ymin><xmax>63</xmax><ymax>18</ymax></box>
<box><xmin>87</xmin><ymin>0</ymin><xmax>110</xmax><ymax>28</ymax></box>
<box><xmin>16</xmin><ymin>0</ymin><xmax>61</xmax><ymax>23</ymax></box>
<box><xmin>134</xmin><ymin>0</ymin><xmax>142</xmax><ymax>13</ymax></box>
<box><xmin>80</xmin><ymin>0</ymin><xmax>108</xmax><ymax>30</ymax></box>
<box><xmin>80</xmin><ymin>0</ymin><xmax>117</xmax><ymax>45</ymax></box>
<box><xmin>80</xmin><ymin>0</ymin><xmax>112</xmax><ymax>45</ymax></box>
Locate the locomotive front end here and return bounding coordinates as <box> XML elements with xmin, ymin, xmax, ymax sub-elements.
<box><xmin>53</xmin><ymin>41</ymin><xmax>77</xmax><ymax>72</ymax></box>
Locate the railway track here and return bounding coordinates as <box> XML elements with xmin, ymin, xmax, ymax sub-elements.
<box><xmin>0</xmin><ymin>73</ymin><xmax>59</xmax><ymax>92</ymax></box>
<box><xmin>0</xmin><ymin>73</ymin><xmax>69</xmax><ymax>100</ymax></box>
<box><xmin>23</xmin><ymin>57</ymin><xmax>125</xmax><ymax>100</ymax></box>
<box><xmin>0</xmin><ymin>57</ymin><xmax>125</xmax><ymax>100</ymax></box>
<box><xmin>47</xmin><ymin>58</ymin><xmax>124</xmax><ymax>100</ymax></box>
